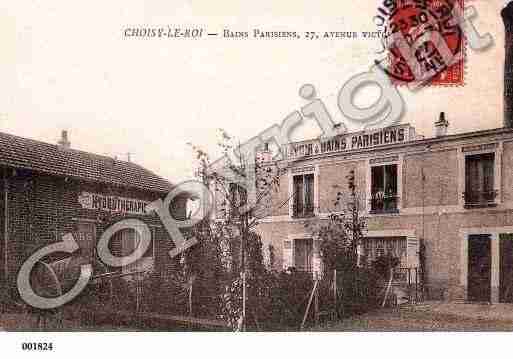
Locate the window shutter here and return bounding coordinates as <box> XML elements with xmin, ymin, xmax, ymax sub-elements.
<box><xmin>293</xmin><ymin>176</ymin><xmax>304</xmax><ymax>215</ymax></box>
<box><xmin>283</xmin><ymin>239</ymin><xmax>293</xmax><ymax>270</ymax></box>
<box><xmin>305</xmin><ymin>174</ymin><xmax>314</xmax><ymax>211</ymax></box>
<box><xmin>74</xmin><ymin>222</ymin><xmax>95</xmax><ymax>264</ymax></box>
<box><xmin>406</xmin><ymin>236</ymin><xmax>419</xmax><ymax>268</ymax></box>
<box><xmin>313</xmin><ymin>239</ymin><xmax>322</xmax><ymax>276</ymax></box>
<box><xmin>483</xmin><ymin>154</ymin><xmax>495</xmax><ymax>192</ymax></box>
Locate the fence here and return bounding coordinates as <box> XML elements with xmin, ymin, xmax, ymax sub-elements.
<box><xmin>297</xmin><ymin>266</ymin><xmax>424</xmax><ymax>329</ymax></box>
<box><xmin>392</xmin><ymin>267</ymin><xmax>423</xmax><ymax>305</ymax></box>
<box><xmin>1</xmin><ymin>260</ymin><xmax>424</xmax><ymax>331</ymax></box>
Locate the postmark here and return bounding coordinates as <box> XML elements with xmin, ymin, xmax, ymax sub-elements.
<box><xmin>375</xmin><ymin>0</ymin><xmax>465</xmax><ymax>86</ymax></box>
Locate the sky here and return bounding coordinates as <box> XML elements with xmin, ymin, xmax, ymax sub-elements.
<box><xmin>0</xmin><ymin>0</ymin><xmax>507</xmax><ymax>184</ymax></box>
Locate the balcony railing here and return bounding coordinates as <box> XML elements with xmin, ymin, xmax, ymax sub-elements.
<box><xmin>369</xmin><ymin>193</ymin><xmax>399</xmax><ymax>214</ymax></box>
<box><xmin>292</xmin><ymin>204</ymin><xmax>315</xmax><ymax>218</ymax></box>
<box><xmin>463</xmin><ymin>190</ymin><xmax>498</xmax><ymax>208</ymax></box>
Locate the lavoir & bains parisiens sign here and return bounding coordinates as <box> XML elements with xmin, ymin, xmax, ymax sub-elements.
<box><xmin>284</xmin><ymin>124</ymin><xmax>417</xmax><ymax>159</ymax></box>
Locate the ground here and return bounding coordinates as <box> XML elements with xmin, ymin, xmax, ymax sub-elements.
<box><xmin>3</xmin><ymin>301</ymin><xmax>513</xmax><ymax>331</ymax></box>
<box><xmin>316</xmin><ymin>301</ymin><xmax>513</xmax><ymax>331</ymax></box>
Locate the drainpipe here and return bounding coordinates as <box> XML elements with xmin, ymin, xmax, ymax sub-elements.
<box><xmin>3</xmin><ymin>168</ymin><xmax>9</xmax><ymax>289</ymax></box>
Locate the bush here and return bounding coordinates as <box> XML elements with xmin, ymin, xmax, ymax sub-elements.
<box><xmin>333</xmin><ymin>267</ymin><xmax>380</xmax><ymax>317</ymax></box>
<box><xmin>251</xmin><ymin>269</ymin><xmax>314</xmax><ymax>330</ymax></box>
<box><xmin>372</xmin><ymin>254</ymin><xmax>400</xmax><ymax>280</ymax></box>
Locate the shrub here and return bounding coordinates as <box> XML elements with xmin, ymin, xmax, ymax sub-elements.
<box><xmin>372</xmin><ymin>254</ymin><xmax>400</xmax><ymax>280</ymax></box>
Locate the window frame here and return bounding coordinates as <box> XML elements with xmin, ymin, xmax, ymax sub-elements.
<box><xmin>459</xmin><ymin>143</ymin><xmax>502</xmax><ymax>209</ymax></box>
<box><xmin>72</xmin><ymin>220</ymin><xmax>97</xmax><ymax>264</ymax></box>
<box><xmin>292</xmin><ymin>173</ymin><xmax>315</xmax><ymax>218</ymax></box>
<box><xmin>293</xmin><ymin>237</ymin><xmax>314</xmax><ymax>273</ymax></box>
<box><xmin>226</xmin><ymin>182</ymin><xmax>248</xmax><ymax>219</ymax></box>
<box><xmin>367</xmin><ymin>156</ymin><xmax>402</xmax><ymax>214</ymax></box>
<box><xmin>108</xmin><ymin>225</ymin><xmax>155</xmax><ymax>272</ymax></box>
<box><xmin>288</xmin><ymin>166</ymin><xmax>318</xmax><ymax>219</ymax></box>
<box><xmin>284</xmin><ymin>233</ymin><xmax>322</xmax><ymax>277</ymax></box>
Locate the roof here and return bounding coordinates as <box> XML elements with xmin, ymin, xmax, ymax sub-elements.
<box><xmin>0</xmin><ymin>131</ymin><xmax>173</xmax><ymax>193</ymax></box>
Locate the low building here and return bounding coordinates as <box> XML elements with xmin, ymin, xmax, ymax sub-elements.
<box><xmin>0</xmin><ymin>130</ymin><xmax>184</xmax><ymax>295</ymax></box>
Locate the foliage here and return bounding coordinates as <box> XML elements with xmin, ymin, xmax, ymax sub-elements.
<box><xmin>220</xmin><ymin>276</ymin><xmax>243</xmax><ymax>329</ymax></box>
<box><xmin>219</xmin><ymin>231</ymin><xmax>268</xmax><ymax>330</ymax></box>
<box><xmin>305</xmin><ymin>169</ymin><xmax>367</xmax><ymax>273</ymax></box>
<box><xmin>260</xmin><ymin>270</ymin><xmax>314</xmax><ymax>329</ymax></box>
<box><xmin>372</xmin><ymin>254</ymin><xmax>400</xmax><ymax>280</ymax></box>
<box><xmin>188</xmin><ymin>129</ymin><xmax>284</xmax><ymax>330</ymax></box>
<box><xmin>334</xmin><ymin>267</ymin><xmax>380</xmax><ymax>317</ymax></box>
<box><xmin>300</xmin><ymin>168</ymin><xmax>385</xmax><ymax>322</ymax></box>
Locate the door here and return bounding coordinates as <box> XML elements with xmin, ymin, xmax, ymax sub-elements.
<box><xmin>468</xmin><ymin>234</ymin><xmax>491</xmax><ymax>302</ymax></box>
<box><xmin>0</xmin><ymin>185</ymin><xmax>3</xmax><ymax>284</ymax></box>
<box><xmin>500</xmin><ymin>234</ymin><xmax>513</xmax><ymax>303</ymax></box>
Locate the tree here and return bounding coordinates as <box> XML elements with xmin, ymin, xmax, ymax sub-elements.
<box><xmin>188</xmin><ymin>129</ymin><xmax>284</xmax><ymax>330</ymax></box>
<box><xmin>303</xmin><ymin>169</ymin><xmax>386</xmax><ymax>317</ymax></box>
<box><xmin>305</xmin><ymin>168</ymin><xmax>367</xmax><ymax>273</ymax></box>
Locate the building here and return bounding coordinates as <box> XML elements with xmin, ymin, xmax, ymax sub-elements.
<box><xmin>254</xmin><ymin>120</ymin><xmax>513</xmax><ymax>303</ymax></box>
<box><xmin>250</xmin><ymin>1</ymin><xmax>513</xmax><ymax>305</ymax></box>
<box><xmin>0</xmin><ymin>130</ymin><xmax>184</xmax><ymax>295</ymax></box>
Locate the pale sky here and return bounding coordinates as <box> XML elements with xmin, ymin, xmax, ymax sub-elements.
<box><xmin>0</xmin><ymin>0</ymin><xmax>507</xmax><ymax>184</ymax></box>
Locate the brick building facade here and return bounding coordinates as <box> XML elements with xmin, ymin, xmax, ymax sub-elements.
<box><xmin>0</xmin><ymin>131</ymin><xmax>185</xmax><ymax>295</ymax></box>
<box><xmin>253</xmin><ymin>121</ymin><xmax>513</xmax><ymax>303</ymax></box>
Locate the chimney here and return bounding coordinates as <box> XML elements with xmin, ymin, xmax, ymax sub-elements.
<box><xmin>57</xmin><ymin>130</ymin><xmax>71</xmax><ymax>149</ymax></box>
<box><xmin>502</xmin><ymin>2</ymin><xmax>513</xmax><ymax>127</ymax></box>
<box><xmin>435</xmin><ymin>112</ymin><xmax>449</xmax><ymax>137</ymax></box>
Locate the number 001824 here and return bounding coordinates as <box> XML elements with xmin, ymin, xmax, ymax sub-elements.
<box><xmin>21</xmin><ymin>342</ymin><xmax>54</xmax><ymax>351</ymax></box>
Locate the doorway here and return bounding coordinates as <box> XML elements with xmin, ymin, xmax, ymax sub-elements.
<box><xmin>500</xmin><ymin>233</ymin><xmax>513</xmax><ymax>303</ymax></box>
<box><xmin>467</xmin><ymin>234</ymin><xmax>491</xmax><ymax>302</ymax></box>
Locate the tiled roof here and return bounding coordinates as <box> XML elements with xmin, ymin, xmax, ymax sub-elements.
<box><xmin>0</xmin><ymin>131</ymin><xmax>173</xmax><ymax>193</ymax></box>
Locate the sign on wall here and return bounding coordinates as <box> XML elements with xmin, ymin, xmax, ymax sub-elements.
<box><xmin>285</xmin><ymin>124</ymin><xmax>416</xmax><ymax>159</ymax></box>
<box><xmin>78</xmin><ymin>192</ymin><xmax>149</xmax><ymax>215</ymax></box>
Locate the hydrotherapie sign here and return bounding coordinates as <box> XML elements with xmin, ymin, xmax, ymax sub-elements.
<box><xmin>78</xmin><ymin>192</ymin><xmax>149</xmax><ymax>215</ymax></box>
<box><xmin>284</xmin><ymin>124</ymin><xmax>417</xmax><ymax>159</ymax></box>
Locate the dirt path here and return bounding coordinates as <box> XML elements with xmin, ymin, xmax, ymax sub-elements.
<box><xmin>315</xmin><ymin>305</ymin><xmax>513</xmax><ymax>331</ymax></box>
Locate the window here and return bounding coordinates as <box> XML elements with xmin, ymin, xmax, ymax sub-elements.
<box><xmin>292</xmin><ymin>173</ymin><xmax>314</xmax><ymax>218</ymax></box>
<box><xmin>370</xmin><ymin>164</ymin><xmax>398</xmax><ymax>213</ymax></box>
<box><xmin>73</xmin><ymin>222</ymin><xmax>96</xmax><ymax>265</ymax></box>
<box><xmin>362</xmin><ymin>237</ymin><xmax>407</xmax><ymax>267</ymax></box>
<box><xmin>227</xmin><ymin>182</ymin><xmax>247</xmax><ymax>217</ymax></box>
<box><xmin>464</xmin><ymin>153</ymin><xmax>497</xmax><ymax>208</ymax></box>
<box><xmin>294</xmin><ymin>238</ymin><xmax>313</xmax><ymax>272</ymax></box>
<box><xmin>109</xmin><ymin>227</ymin><xmax>154</xmax><ymax>272</ymax></box>
<box><xmin>229</xmin><ymin>182</ymin><xmax>247</xmax><ymax>207</ymax></box>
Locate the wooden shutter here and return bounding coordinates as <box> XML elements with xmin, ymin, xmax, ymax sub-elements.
<box><xmin>283</xmin><ymin>239</ymin><xmax>293</xmax><ymax>270</ymax></box>
<box><xmin>305</xmin><ymin>174</ymin><xmax>314</xmax><ymax>212</ymax></box>
<box><xmin>313</xmin><ymin>239</ymin><xmax>322</xmax><ymax>277</ymax></box>
<box><xmin>482</xmin><ymin>153</ymin><xmax>495</xmax><ymax>193</ymax></box>
<box><xmin>293</xmin><ymin>175</ymin><xmax>304</xmax><ymax>216</ymax></box>
<box><xmin>406</xmin><ymin>236</ymin><xmax>419</xmax><ymax>268</ymax></box>
<box><xmin>466</xmin><ymin>155</ymin><xmax>480</xmax><ymax>197</ymax></box>
<box><xmin>74</xmin><ymin>222</ymin><xmax>95</xmax><ymax>265</ymax></box>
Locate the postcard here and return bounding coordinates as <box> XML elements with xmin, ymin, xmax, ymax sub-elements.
<box><xmin>0</xmin><ymin>0</ymin><xmax>512</xmax><ymax>357</ymax></box>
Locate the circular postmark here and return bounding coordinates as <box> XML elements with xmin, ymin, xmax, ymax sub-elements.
<box><xmin>375</xmin><ymin>0</ymin><xmax>463</xmax><ymax>84</ymax></box>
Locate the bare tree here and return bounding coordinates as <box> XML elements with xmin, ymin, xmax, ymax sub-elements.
<box><xmin>188</xmin><ymin>129</ymin><xmax>284</xmax><ymax>330</ymax></box>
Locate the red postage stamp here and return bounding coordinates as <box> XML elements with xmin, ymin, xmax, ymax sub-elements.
<box><xmin>376</xmin><ymin>0</ymin><xmax>465</xmax><ymax>87</ymax></box>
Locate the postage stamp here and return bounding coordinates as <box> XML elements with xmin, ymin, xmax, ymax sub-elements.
<box><xmin>376</xmin><ymin>0</ymin><xmax>465</xmax><ymax>86</ymax></box>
